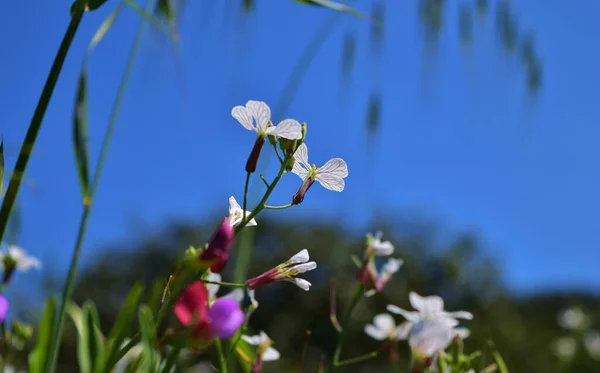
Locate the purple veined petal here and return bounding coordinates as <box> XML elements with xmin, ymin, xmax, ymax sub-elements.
<box><xmin>0</xmin><ymin>295</ymin><xmax>8</xmax><ymax>322</ymax></box>
<box><xmin>208</xmin><ymin>297</ymin><xmax>244</xmax><ymax>339</ymax></box>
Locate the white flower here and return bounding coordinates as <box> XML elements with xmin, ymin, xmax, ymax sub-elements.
<box><xmin>552</xmin><ymin>336</ymin><xmax>576</xmax><ymax>360</ymax></box>
<box><xmin>368</xmin><ymin>231</ymin><xmax>395</xmax><ymax>256</ymax></box>
<box><xmin>3</xmin><ymin>365</ymin><xmax>26</xmax><ymax>373</ymax></box>
<box><xmin>584</xmin><ymin>330</ymin><xmax>600</xmax><ymax>359</ymax></box>
<box><xmin>247</xmin><ymin>249</ymin><xmax>317</xmax><ymax>291</ymax></box>
<box><xmin>228</xmin><ymin>196</ymin><xmax>256</xmax><ymax>227</ymax></box>
<box><xmin>291</xmin><ymin>143</ymin><xmax>348</xmax><ymax>192</ymax></box>
<box><xmin>242</xmin><ymin>331</ymin><xmax>280</xmax><ymax>361</ymax></box>
<box><xmin>557</xmin><ymin>306</ymin><xmax>589</xmax><ymax>330</ymax></box>
<box><xmin>380</xmin><ymin>258</ymin><xmax>403</xmax><ymax>281</ymax></box>
<box><xmin>248</xmin><ymin>289</ymin><xmax>259</xmax><ymax>310</ymax></box>
<box><xmin>409</xmin><ymin>318</ymin><xmax>455</xmax><ymax>358</ymax></box>
<box><xmin>232</xmin><ymin>100</ymin><xmax>302</xmax><ymax>140</ymax></box>
<box><xmin>364</xmin><ymin>313</ymin><xmax>412</xmax><ymax>341</ymax></box>
<box><xmin>0</xmin><ymin>245</ymin><xmax>41</xmax><ymax>272</ymax></box>
<box><xmin>113</xmin><ymin>339</ymin><xmax>144</xmax><ymax>373</ymax></box>
<box><xmin>205</xmin><ymin>271</ymin><xmax>245</xmax><ymax>304</ymax></box>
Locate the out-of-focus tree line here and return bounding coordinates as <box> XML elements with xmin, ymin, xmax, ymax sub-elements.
<box><xmin>15</xmin><ymin>215</ymin><xmax>598</xmax><ymax>372</ymax></box>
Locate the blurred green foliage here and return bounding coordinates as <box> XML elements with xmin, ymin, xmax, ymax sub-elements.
<box><xmin>14</xmin><ymin>215</ymin><xmax>599</xmax><ymax>372</ymax></box>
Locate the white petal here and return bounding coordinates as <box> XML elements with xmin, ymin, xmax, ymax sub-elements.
<box><xmin>381</xmin><ymin>258</ymin><xmax>403</xmax><ymax>275</ymax></box>
<box><xmin>18</xmin><ymin>256</ymin><xmax>41</xmax><ymax>271</ymax></box>
<box><xmin>7</xmin><ymin>246</ymin><xmax>25</xmax><ymax>261</ymax></box>
<box><xmin>373</xmin><ymin>313</ymin><xmax>396</xmax><ymax>332</ymax></box>
<box><xmin>259</xmin><ymin>331</ymin><xmax>270</xmax><ymax>343</ymax></box>
<box><xmin>288</xmin><ymin>249</ymin><xmax>309</xmax><ymax>264</ymax></box>
<box><xmin>409</xmin><ymin>319</ymin><xmax>454</xmax><ymax>357</ymax></box>
<box><xmin>293</xmin><ymin>143</ymin><xmax>310</xmax><ymax>168</ymax></box>
<box><xmin>291</xmin><ymin>278</ymin><xmax>311</xmax><ymax>291</ymax></box>
<box><xmin>205</xmin><ymin>272</ymin><xmax>221</xmax><ymax>300</ymax></box>
<box><xmin>410</xmin><ymin>292</ymin><xmax>444</xmax><ymax>315</ymax></box>
<box><xmin>223</xmin><ymin>288</ymin><xmax>245</xmax><ymax>303</ymax></box>
<box><xmin>453</xmin><ymin>327</ymin><xmax>471</xmax><ymax>340</ymax></box>
<box><xmin>229</xmin><ymin>196</ymin><xmax>241</xmax><ymax>214</ymax></box>
<box><xmin>231</xmin><ymin>105</ymin><xmax>256</xmax><ymax>131</ymax></box>
<box><xmin>246</xmin><ymin>101</ymin><xmax>271</xmax><ymax>132</ymax></box>
<box><xmin>262</xmin><ymin>347</ymin><xmax>280</xmax><ymax>361</ymax></box>
<box><xmin>290</xmin><ymin>261</ymin><xmax>316</xmax><ymax>274</ymax></box>
<box><xmin>364</xmin><ymin>324</ymin><xmax>387</xmax><ymax>341</ymax></box>
<box><xmin>373</xmin><ymin>241</ymin><xmax>394</xmax><ymax>256</ymax></box>
<box><xmin>315</xmin><ymin>173</ymin><xmax>345</xmax><ymax>192</ymax></box>
<box><xmin>317</xmin><ymin>158</ymin><xmax>348</xmax><ymax>178</ymax></box>
<box><xmin>386</xmin><ymin>305</ymin><xmax>422</xmax><ymax>323</ymax></box>
<box><xmin>396</xmin><ymin>321</ymin><xmax>413</xmax><ymax>340</ymax></box>
<box><xmin>241</xmin><ymin>334</ymin><xmax>262</xmax><ymax>345</ymax></box>
<box><xmin>248</xmin><ymin>289</ymin><xmax>259</xmax><ymax>309</ymax></box>
<box><xmin>246</xmin><ymin>216</ymin><xmax>258</xmax><ymax>226</ymax></box>
<box><xmin>445</xmin><ymin>310</ymin><xmax>473</xmax><ymax>320</ymax></box>
<box><xmin>291</xmin><ymin>160</ymin><xmax>309</xmax><ymax>181</ymax></box>
<box><xmin>268</xmin><ymin>119</ymin><xmax>302</xmax><ymax>139</ymax></box>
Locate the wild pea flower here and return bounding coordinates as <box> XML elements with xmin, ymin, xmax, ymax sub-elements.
<box><xmin>557</xmin><ymin>306</ymin><xmax>589</xmax><ymax>331</ymax></box>
<box><xmin>242</xmin><ymin>331</ymin><xmax>280</xmax><ymax>373</ymax></box>
<box><xmin>174</xmin><ymin>281</ymin><xmax>244</xmax><ymax>342</ymax></box>
<box><xmin>232</xmin><ymin>100</ymin><xmax>302</xmax><ymax>173</ymax></box>
<box><xmin>229</xmin><ymin>196</ymin><xmax>256</xmax><ymax>227</ymax></box>
<box><xmin>0</xmin><ymin>294</ymin><xmax>8</xmax><ymax>322</ymax></box>
<box><xmin>387</xmin><ymin>292</ymin><xmax>473</xmax><ymax>330</ymax></box>
<box><xmin>199</xmin><ymin>217</ymin><xmax>235</xmax><ymax>273</ymax></box>
<box><xmin>290</xmin><ymin>143</ymin><xmax>348</xmax><ymax>204</ymax></box>
<box><xmin>246</xmin><ymin>249</ymin><xmax>316</xmax><ymax>291</ymax></box>
<box><xmin>364</xmin><ymin>313</ymin><xmax>412</xmax><ymax>341</ymax></box>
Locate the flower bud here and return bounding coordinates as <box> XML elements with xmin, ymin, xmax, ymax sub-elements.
<box><xmin>246</xmin><ymin>249</ymin><xmax>316</xmax><ymax>291</ymax></box>
<box><xmin>299</xmin><ymin>122</ymin><xmax>307</xmax><ymax>145</ymax></box>
<box><xmin>267</xmin><ymin>135</ymin><xmax>277</xmax><ymax>146</ymax></box>
<box><xmin>246</xmin><ymin>136</ymin><xmax>266</xmax><ymax>173</ymax></box>
<box><xmin>285</xmin><ymin>156</ymin><xmax>295</xmax><ymax>172</ymax></box>
<box><xmin>199</xmin><ymin>218</ymin><xmax>235</xmax><ymax>273</ymax></box>
<box><xmin>278</xmin><ymin>138</ymin><xmax>289</xmax><ymax>152</ymax></box>
<box><xmin>292</xmin><ymin>177</ymin><xmax>315</xmax><ymax>205</ymax></box>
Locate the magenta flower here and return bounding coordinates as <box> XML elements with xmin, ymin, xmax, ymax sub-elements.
<box><xmin>174</xmin><ymin>281</ymin><xmax>243</xmax><ymax>344</ymax></box>
<box><xmin>199</xmin><ymin>218</ymin><xmax>235</xmax><ymax>273</ymax></box>
<box><xmin>0</xmin><ymin>295</ymin><xmax>8</xmax><ymax>323</ymax></box>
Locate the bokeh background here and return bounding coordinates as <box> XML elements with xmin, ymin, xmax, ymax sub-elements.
<box><xmin>1</xmin><ymin>0</ymin><xmax>600</xmax><ymax>372</ymax></box>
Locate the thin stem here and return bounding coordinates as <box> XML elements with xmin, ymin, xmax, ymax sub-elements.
<box><xmin>0</xmin><ymin>6</ymin><xmax>84</xmax><ymax>244</ymax></box>
<box><xmin>336</xmin><ymin>351</ymin><xmax>378</xmax><ymax>367</ymax></box>
<box><xmin>215</xmin><ymin>338</ymin><xmax>228</xmax><ymax>373</ymax></box>
<box><xmin>45</xmin><ymin>1</ymin><xmax>156</xmax><ymax>370</ymax></box>
<box><xmin>259</xmin><ymin>174</ymin><xmax>270</xmax><ymax>188</ymax></box>
<box><xmin>328</xmin><ymin>283</ymin><xmax>364</xmax><ymax>373</ymax></box>
<box><xmin>242</xmin><ymin>171</ymin><xmax>251</xmax><ymax>221</ymax></box>
<box><xmin>272</xmin><ymin>142</ymin><xmax>283</xmax><ymax>164</ymax></box>
<box><xmin>201</xmin><ymin>279</ymin><xmax>247</xmax><ymax>288</ymax></box>
<box><xmin>263</xmin><ymin>203</ymin><xmax>293</xmax><ymax>210</ymax></box>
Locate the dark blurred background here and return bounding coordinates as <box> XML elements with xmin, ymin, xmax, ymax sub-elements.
<box><xmin>1</xmin><ymin>0</ymin><xmax>600</xmax><ymax>372</ymax></box>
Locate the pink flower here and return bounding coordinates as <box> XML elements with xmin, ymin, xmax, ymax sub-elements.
<box><xmin>199</xmin><ymin>218</ymin><xmax>235</xmax><ymax>273</ymax></box>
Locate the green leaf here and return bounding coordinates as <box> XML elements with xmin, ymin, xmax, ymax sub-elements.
<box><xmin>67</xmin><ymin>302</ymin><xmax>106</xmax><ymax>373</ymax></box>
<box><xmin>138</xmin><ymin>305</ymin><xmax>159</xmax><ymax>372</ymax></box>
<box><xmin>88</xmin><ymin>2</ymin><xmax>124</xmax><ymax>54</ymax></box>
<box><xmin>489</xmin><ymin>342</ymin><xmax>509</xmax><ymax>373</ymax></box>
<box><xmin>84</xmin><ymin>302</ymin><xmax>106</xmax><ymax>373</ymax></box>
<box><xmin>103</xmin><ymin>284</ymin><xmax>144</xmax><ymax>371</ymax></box>
<box><xmin>66</xmin><ymin>302</ymin><xmax>91</xmax><ymax>373</ymax></box>
<box><xmin>234</xmin><ymin>336</ymin><xmax>254</xmax><ymax>373</ymax></box>
<box><xmin>28</xmin><ymin>297</ymin><xmax>56</xmax><ymax>373</ymax></box>
<box><xmin>73</xmin><ymin>68</ymin><xmax>90</xmax><ymax>204</ymax></box>
<box><xmin>293</xmin><ymin>0</ymin><xmax>367</xmax><ymax>20</ymax></box>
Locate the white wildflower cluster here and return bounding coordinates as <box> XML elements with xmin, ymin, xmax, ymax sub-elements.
<box><xmin>552</xmin><ymin>306</ymin><xmax>600</xmax><ymax>361</ymax></box>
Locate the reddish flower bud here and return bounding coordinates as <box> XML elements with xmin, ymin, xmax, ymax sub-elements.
<box><xmin>292</xmin><ymin>177</ymin><xmax>315</xmax><ymax>205</ymax></box>
<box><xmin>246</xmin><ymin>136</ymin><xmax>266</xmax><ymax>173</ymax></box>
<box><xmin>200</xmin><ymin>218</ymin><xmax>235</xmax><ymax>273</ymax></box>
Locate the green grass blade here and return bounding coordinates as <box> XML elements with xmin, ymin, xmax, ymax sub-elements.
<box><xmin>73</xmin><ymin>68</ymin><xmax>90</xmax><ymax>203</ymax></box>
<box><xmin>28</xmin><ymin>297</ymin><xmax>56</xmax><ymax>373</ymax></box>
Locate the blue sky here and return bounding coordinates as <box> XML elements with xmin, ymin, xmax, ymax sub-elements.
<box><xmin>1</xmin><ymin>0</ymin><xmax>600</xmax><ymax>297</ymax></box>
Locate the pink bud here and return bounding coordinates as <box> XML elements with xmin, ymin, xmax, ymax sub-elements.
<box><xmin>246</xmin><ymin>136</ymin><xmax>266</xmax><ymax>173</ymax></box>
<box><xmin>292</xmin><ymin>177</ymin><xmax>315</xmax><ymax>205</ymax></box>
<box><xmin>200</xmin><ymin>218</ymin><xmax>235</xmax><ymax>273</ymax></box>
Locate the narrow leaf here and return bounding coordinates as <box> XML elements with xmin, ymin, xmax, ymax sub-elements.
<box><xmin>293</xmin><ymin>0</ymin><xmax>368</xmax><ymax>20</ymax></box>
<box><xmin>28</xmin><ymin>298</ymin><xmax>56</xmax><ymax>373</ymax></box>
<box><xmin>103</xmin><ymin>284</ymin><xmax>144</xmax><ymax>371</ymax></box>
<box><xmin>67</xmin><ymin>302</ymin><xmax>92</xmax><ymax>373</ymax></box>
<box><xmin>73</xmin><ymin>68</ymin><xmax>90</xmax><ymax>204</ymax></box>
<box><xmin>89</xmin><ymin>2</ymin><xmax>124</xmax><ymax>54</ymax></box>
<box><xmin>234</xmin><ymin>337</ymin><xmax>254</xmax><ymax>373</ymax></box>
<box><xmin>83</xmin><ymin>302</ymin><xmax>105</xmax><ymax>373</ymax></box>
<box><xmin>139</xmin><ymin>305</ymin><xmax>159</xmax><ymax>372</ymax></box>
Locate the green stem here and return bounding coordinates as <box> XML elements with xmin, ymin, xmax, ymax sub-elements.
<box><xmin>272</xmin><ymin>142</ymin><xmax>283</xmax><ymax>164</ymax></box>
<box><xmin>0</xmin><ymin>6</ymin><xmax>84</xmax><ymax>244</ymax></box>
<box><xmin>215</xmin><ymin>338</ymin><xmax>228</xmax><ymax>373</ymax></box>
<box><xmin>242</xmin><ymin>171</ymin><xmax>251</xmax><ymax>220</ymax></box>
<box><xmin>336</xmin><ymin>351</ymin><xmax>378</xmax><ymax>367</ymax></box>
<box><xmin>201</xmin><ymin>280</ymin><xmax>247</xmax><ymax>288</ymax></box>
<box><xmin>263</xmin><ymin>203</ymin><xmax>293</xmax><ymax>210</ymax></box>
<box><xmin>328</xmin><ymin>284</ymin><xmax>364</xmax><ymax>373</ymax></box>
<box><xmin>45</xmin><ymin>1</ymin><xmax>157</xmax><ymax>371</ymax></box>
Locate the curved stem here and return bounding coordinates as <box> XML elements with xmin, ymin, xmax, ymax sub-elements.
<box><xmin>0</xmin><ymin>7</ymin><xmax>84</xmax><ymax>244</ymax></box>
<box><xmin>242</xmin><ymin>171</ymin><xmax>251</xmax><ymax>220</ymax></box>
<box><xmin>264</xmin><ymin>203</ymin><xmax>293</xmax><ymax>210</ymax></box>
<box><xmin>336</xmin><ymin>351</ymin><xmax>378</xmax><ymax>367</ymax></box>
<box><xmin>45</xmin><ymin>1</ymin><xmax>157</xmax><ymax>370</ymax></box>
<box><xmin>215</xmin><ymin>338</ymin><xmax>228</xmax><ymax>373</ymax></box>
<box><xmin>328</xmin><ymin>284</ymin><xmax>364</xmax><ymax>373</ymax></box>
<box><xmin>201</xmin><ymin>279</ymin><xmax>247</xmax><ymax>288</ymax></box>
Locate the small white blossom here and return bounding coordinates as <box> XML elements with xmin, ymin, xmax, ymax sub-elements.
<box><xmin>242</xmin><ymin>331</ymin><xmax>280</xmax><ymax>361</ymax></box>
<box><xmin>557</xmin><ymin>306</ymin><xmax>589</xmax><ymax>331</ymax></box>
<box><xmin>0</xmin><ymin>245</ymin><xmax>41</xmax><ymax>272</ymax></box>
<box><xmin>291</xmin><ymin>143</ymin><xmax>348</xmax><ymax>192</ymax></box>
<box><xmin>364</xmin><ymin>313</ymin><xmax>412</xmax><ymax>341</ymax></box>
<box><xmin>368</xmin><ymin>231</ymin><xmax>395</xmax><ymax>256</ymax></box>
<box><xmin>228</xmin><ymin>196</ymin><xmax>256</xmax><ymax>227</ymax></box>
<box><xmin>232</xmin><ymin>100</ymin><xmax>302</xmax><ymax>140</ymax></box>
<box><xmin>247</xmin><ymin>249</ymin><xmax>317</xmax><ymax>291</ymax></box>
<box><xmin>205</xmin><ymin>271</ymin><xmax>245</xmax><ymax>304</ymax></box>
<box><xmin>552</xmin><ymin>336</ymin><xmax>577</xmax><ymax>360</ymax></box>
<box><xmin>380</xmin><ymin>258</ymin><xmax>403</xmax><ymax>280</ymax></box>
<box><xmin>409</xmin><ymin>318</ymin><xmax>455</xmax><ymax>358</ymax></box>
<box><xmin>584</xmin><ymin>330</ymin><xmax>600</xmax><ymax>359</ymax></box>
